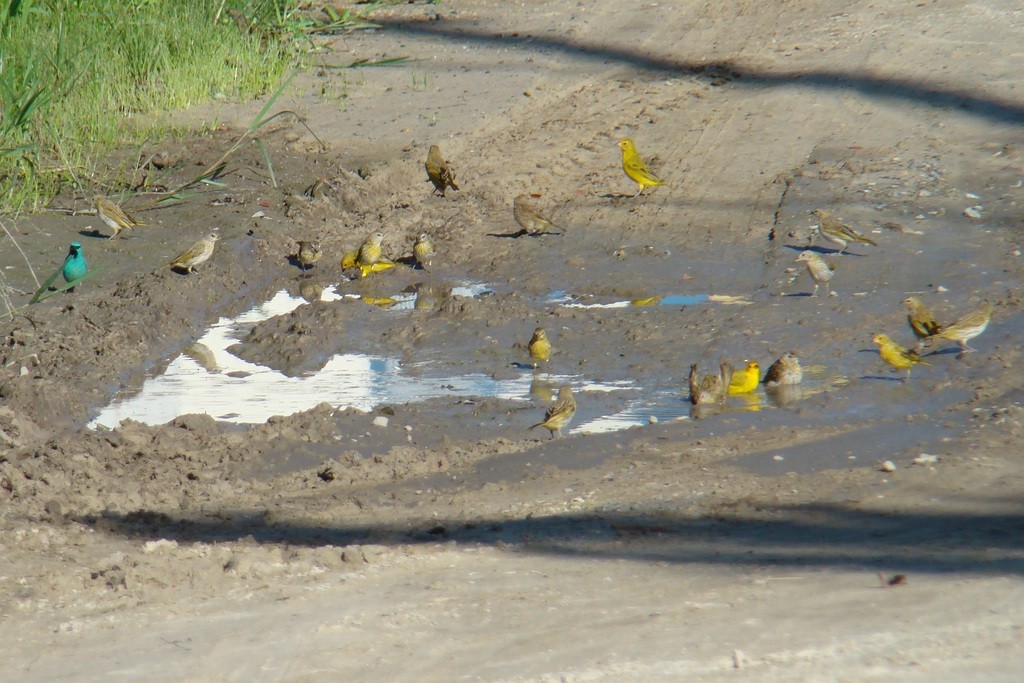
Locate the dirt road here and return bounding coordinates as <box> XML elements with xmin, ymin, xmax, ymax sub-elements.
<box><xmin>3</xmin><ymin>1</ymin><xmax>1024</xmax><ymax>679</ymax></box>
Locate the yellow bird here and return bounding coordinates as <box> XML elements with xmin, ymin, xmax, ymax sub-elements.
<box><xmin>528</xmin><ymin>327</ymin><xmax>552</xmax><ymax>366</ymax></box>
<box><xmin>413</xmin><ymin>232</ymin><xmax>435</xmax><ymax>269</ymax></box>
<box><xmin>340</xmin><ymin>250</ymin><xmax>358</xmax><ymax>270</ymax></box>
<box><xmin>361</xmin><ymin>296</ymin><xmax>399</xmax><ymax>308</ymax></box>
<box><xmin>728</xmin><ymin>361</ymin><xmax>760</xmax><ymax>395</ymax></box>
<box><xmin>358</xmin><ymin>261</ymin><xmax>396</xmax><ymax>279</ymax></box>
<box><xmin>357</xmin><ymin>231</ymin><xmax>385</xmax><ymax>267</ymax></box>
<box><xmin>872</xmin><ymin>333</ymin><xmax>930</xmax><ymax>381</ymax></box>
<box><xmin>529</xmin><ymin>386</ymin><xmax>577</xmax><ymax>439</ymax></box>
<box><xmin>425</xmin><ymin>144</ymin><xmax>460</xmax><ymax>196</ymax></box>
<box><xmin>902</xmin><ymin>296</ymin><xmax>941</xmax><ymax>341</ymax></box>
<box><xmin>617</xmin><ymin>138</ymin><xmax>664</xmax><ymax>197</ymax></box>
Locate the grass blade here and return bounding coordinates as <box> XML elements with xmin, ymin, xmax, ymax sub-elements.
<box><xmin>345</xmin><ymin>56</ymin><xmax>410</xmax><ymax>68</ymax></box>
<box><xmin>253</xmin><ymin>139</ymin><xmax>276</xmax><ymax>187</ymax></box>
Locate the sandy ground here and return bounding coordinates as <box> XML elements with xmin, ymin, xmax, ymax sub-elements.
<box><xmin>3</xmin><ymin>0</ymin><xmax>1024</xmax><ymax>679</ymax></box>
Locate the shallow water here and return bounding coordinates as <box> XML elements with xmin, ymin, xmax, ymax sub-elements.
<box><xmin>548</xmin><ymin>291</ymin><xmax>752</xmax><ymax>308</ymax></box>
<box><xmin>88</xmin><ymin>284</ymin><xmax>638</xmax><ymax>430</ymax></box>
<box><xmin>89</xmin><ymin>274</ymin><xmax>769</xmax><ymax>432</ymax></box>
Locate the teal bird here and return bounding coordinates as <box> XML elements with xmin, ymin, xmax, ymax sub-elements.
<box><xmin>30</xmin><ymin>242</ymin><xmax>87</xmax><ymax>304</ymax></box>
<box><xmin>63</xmin><ymin>242</ymin><xmax>87</xmax><ymax>285</ymax></box>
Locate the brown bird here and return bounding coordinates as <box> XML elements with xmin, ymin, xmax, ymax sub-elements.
<box><xmin>529</xmin><ymin>386</ymin><xmax>577</xmax><ymax>438</ymax></box>
<box><xmin>298</xmin><ymin>278</ymin><xmax>324</xmax><ymax>303</ymax></box>
<box><xmin>168</xmin><ymin>232</ymin><xmax>219</xmax><ymax>273</ymax></box>
<box><xmin>295</xmin><ymin>240</ymin><xmax>322</xmax><ymax>270</ymax></box>
<box><xmin>812</xmin><ymin>209</ymin><xmax>877</xmax><ymax>253</ymax></box>
<box><xmin>928</xmin><ymin>302</ymin><xmax>993</xmax><ymax>357</ymax></box>
<box><xmin>763</xmin><ymin>351</ymin><xmax>802</xmax><ymax>387</ymax></box>
<box><xmin>513</xmin><ymin>194</ymin><xmax>562</xmax><ymax>235</ymax></box>
<box><xmin>795</xmin><ymin>250</ymin><xmax>835</xmax><ymax>297</ymax></box>
<box><xmin>425</xmin><ymin>144</ymin><xmax>460</xmax><ymax>196</ymax></box>
<box><xmin>902</xmin><ymin>296</ymin><xmax>941</xmax><ymax>350</ymax></box>
<box><xmin>689</xmin><ymin>362</ymin><xmax>733</xmax><ymax>405</ymax></box>
<box><xmin>95</xmin><ymin>196</ymin><xmax>145</xmax><ymax>239</ymax></box>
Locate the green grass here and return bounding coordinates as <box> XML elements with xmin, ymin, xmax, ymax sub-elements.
<box><xmin>0</xmin><ymin>0</ymin><xmax>314</xmax><ymax>212</ymax></box>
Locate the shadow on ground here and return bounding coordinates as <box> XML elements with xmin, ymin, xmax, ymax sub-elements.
<box><xmin>77</xmin><ymin>501</ymin><xmax>1024</xmax><ymax>575</ymax></box>
<box><xmin>376</xmin><ymin>18</ymin><xmax>1024</xmax><ymax>126</ymax></box>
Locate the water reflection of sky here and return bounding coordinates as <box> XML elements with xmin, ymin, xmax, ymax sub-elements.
<box><xmin>88</xmin><ymin>284</ymin><xmax>634</xmax><ymax>430</ymax></box>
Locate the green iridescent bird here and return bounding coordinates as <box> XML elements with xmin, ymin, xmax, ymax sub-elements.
<box><xmin>63</xmin><ymin>242</ymin><xmax>87</xmax><ymax>284</ymax></box>
<box><xmin>30</xmin><ymin>242</ymin><xmax>87</xmax><ymax>304</ymax></box>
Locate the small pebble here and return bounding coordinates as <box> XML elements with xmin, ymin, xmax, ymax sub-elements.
<box><xmin>648</xmin><ymin>415</ymin><xmax>658</xmax><ymax>424</ymax></box>
<box><xmin>963</xmin><ymin>206</ymin><xmax>982</xmax><ymax>219</ymax></box>
<box><xmin>773</xmin><ymin>455</ymin><xmax>784</xmax><ymax>461</ymax></box>
<box><xmin>372</xmin><ymin>415</ymin><xmax>389</xmax><ymax>428</ymax></box>
<box><xmin>913</xmin><ymin>453</ymin><xmax>940</xmax><ymax>465</ymax></box>
<box><xmin>880</xmin><ymin>460</ymin><xmax>897</xmax><ymax>472</ymax></box>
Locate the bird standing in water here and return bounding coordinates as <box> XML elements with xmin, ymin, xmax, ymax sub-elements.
<box><xmin>689</xmin><ymin>362</ymin><xmax>733</xmax><ymax>405</ymax></box>
<box><xmin>763</xmin><ymin>351</ymin><xmax>802</xmax><ymax>387</ymax></box>
<box><xmin>530</xmin><ymin>386</ymin><xmax>577</xmax><ymax>439</ymax></box>
<box><xmin>795</xmin><ymin>250</ymin><xmax>835</xmax><ymax>297</ymax></box>
<box><xmin>811</xmin><ymin>209</ymin><xmax>876</xmax><ymax>253</ymax></box>
<box><xmin>927</xmin><ymin>303</ymin><xmax>993</xmax><ymax>358</ymax></box>
<box><xmin>902</xmin><ymin>296</ymin><xmax>941</xmax><ymax>351</ymax></box>
<box><xmin>528</xmin><ymin>327</ymin><xmax>552</xmax><ymax>366</ymax></box>
<box><xmin>872</xmin><ymin>333</ymin><xmax>930</xmax><ymax>381</ymax></box>
<box><xmin>728</xmin><ymin>361</ymin><xmax>760</xmax><ymax>395</ymax></box>
<box><xmin>357</xmin><ymin>231</ymin><xmax>385</xmax><ymax>267</ymax></box>
<box><xmin>295</xmin><ymin>240</ymin><xmax>322</xmax><ymax>270</ymax></box>
<box><xmin>413</xmin><ymin>233</ymin><xmax>435</xmax><ymax>269</ymax></box>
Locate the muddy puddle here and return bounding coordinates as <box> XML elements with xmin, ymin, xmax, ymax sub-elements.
<box><xmin>89</xmin><ymin>276</ymin><xmax>770</xmax><ymax>432</ymax></box>
<box><xmin>88</xmin><ymin>282</ymin><xmax>644</xmax><ymax>430</ymax></box>
<box><xmin>87</xmin><ymin>263</ymin><xmax>991</xmax><ymax>484</ymax></box>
